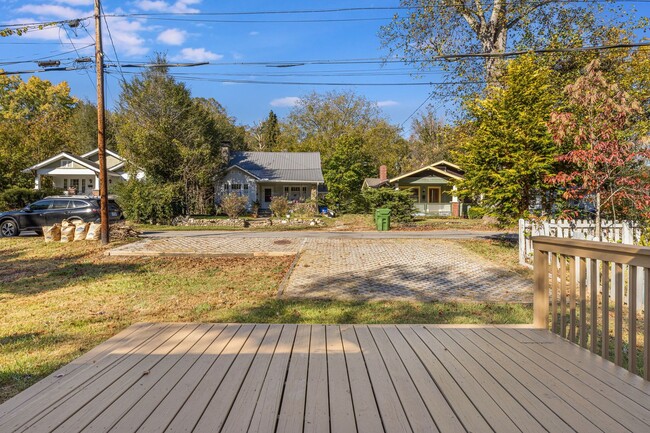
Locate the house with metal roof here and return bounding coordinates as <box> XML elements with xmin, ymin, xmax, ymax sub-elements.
<box><xmin>23</xmin><ymin>149</ymin><xmax>144</xmax><ymax>195</ymax></box>
<box><xmin>363</xmin><ymin>160</ymin><xmax>466</xmax><ymax>217</ymax></box>
<box><xmin>215</xmin><ymin>150</ymin><xmax>325</xmax><ymax>210</ymax></box>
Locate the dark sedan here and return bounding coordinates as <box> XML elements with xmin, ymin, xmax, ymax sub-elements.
<box><xmin>0</xmin><ymin>196</ymin><xmax>123</xmax><ymax>237</ymax></box>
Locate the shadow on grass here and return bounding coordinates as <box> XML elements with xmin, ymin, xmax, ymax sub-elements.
<box><xmin>0</xmin><ymin>257</ymin><xmax>144</xmax><ymax>296</ymax></box>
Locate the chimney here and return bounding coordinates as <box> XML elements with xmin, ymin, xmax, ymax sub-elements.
<box><xmin>220</xmin><ymin>141</ymin><xmax>231</xmax><ymax>162</ymax></box>
<box><xmin>379</xmin><ymin>165</ymin><xmax>387</xmax><ymax>182</ymax></box>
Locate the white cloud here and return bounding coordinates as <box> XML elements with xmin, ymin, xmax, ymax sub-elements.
<box><xmin>136</xmin><ymin>0</ymin><xmax>201</xmax><ymax>13</ymax></box>
<box><xmin>54</xmin><ymin>0</ymin><xmax>93</xmax><ymax>5</ymax></box>
<box><xmin>270</xmin><ymin>96</ymin><xmax>301</xmax><ymax>108</ymax></box>
<box><xmin>172</xmin><ymin>47</ymin><xmax>222</xmax><ymax>62</ymax></box>
<box><xmin>376</xmin><ymin>100</ymin><xmax>399</xmax><ymax>107</ymax></box>
<box><xmin>157</xmin><ymin>28</ymin><xmax>187</xmax><ymax>45</ymax></box>
<box><xmin>249</xmin><ymin>31</ymin><xmax>259</xmax><ymax>36</ymax></box>
<box><xmin>17</xmin><ymin>4</ymin><xmax>84</xmax><ymax>20</ymax></box>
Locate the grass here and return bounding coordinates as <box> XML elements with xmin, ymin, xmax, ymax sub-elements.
<box><xmin>0</xmin><ymin>237</ymin><xmax>532</xmax><ymax>403</ymax></box>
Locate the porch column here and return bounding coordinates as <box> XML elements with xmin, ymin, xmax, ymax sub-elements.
<box><xmin>34</xmin><ymin>173</ymin><xmax>41</xmax><ymax>190</ymax></box>
<box><xmin>451</xmin><ymin>185</ymin><xmax>460</xmax><ymax>217</ymax></box>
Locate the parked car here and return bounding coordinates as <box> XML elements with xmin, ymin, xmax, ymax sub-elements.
<box><xmin>0</xmin><ymin>196</ymin><xmax>123</xmax><ymax>237</ymax></box>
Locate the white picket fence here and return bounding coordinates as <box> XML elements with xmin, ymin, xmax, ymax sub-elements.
<box><xmin>519</xmin><ymin>219</ymin><xmax>641</xmax><ymax>267</ymax></box>
<box><xmin>519</xmin><ymin>219</ymin><xmax>645</xmax><ymax>311</ymax></box>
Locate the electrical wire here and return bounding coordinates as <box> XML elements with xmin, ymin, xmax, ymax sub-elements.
<box><xmin>400</xmin><ymin>93</ymin><xmax>436</xmax><ymax>128</ymax></box>
<box><xmin>101</xmin><ymin>3</ymin><xmax>126</xmax><ymax>84</ymax></box>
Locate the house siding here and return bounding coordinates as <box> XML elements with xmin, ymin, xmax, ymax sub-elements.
<box><xmin>214</xmin><ymin>168</ymin><xmax>258</xmax><ymax>208</ymax></box>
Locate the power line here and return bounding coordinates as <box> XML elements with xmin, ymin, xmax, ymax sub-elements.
<box><xmin>61</xmin><ymin>24</ymin><xmax>95</xmax><ymax>87</ymax></box>
<box><xmin>111</xmin><ymin>16</ymin><xmax>393</xmax><ymax>24</ymax></box>
<box><xmin>115</xmin><ymin>41</ymin><xmax>650</xmax><ymax>69</ymax></box>
<box><xmin>400</xmin><ymin>93</ymin><xmax>436</xmax><ymax>128</ymax></box>
<box><xmin>101</xmin><ymin>3</ymin><xmax>126</xmax><ymax>84</ymax></box>
<box><xmin>0</xmin><ymin>45</ymin><xmax>94</xmax><ymax>66</ymax></box>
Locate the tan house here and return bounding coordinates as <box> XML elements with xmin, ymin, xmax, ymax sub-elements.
<box><xmin>363</xmin><ymin>160</ymin><xmax>465</xmax><ymax>217</ymax></box>
<box><xmin>23</xmin><ymin>149</ymin><xmax>144</xmax><ymax>195</ymax></box>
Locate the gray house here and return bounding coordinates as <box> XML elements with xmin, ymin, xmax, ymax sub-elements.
<box><xmin>215</xmin><ymin>150</ymin><xmax>325</xmax><ymax>210</ymax></box>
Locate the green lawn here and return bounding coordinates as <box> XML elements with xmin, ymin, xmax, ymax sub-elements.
<box><xmin>0</xmin><ymin>237</ymin><xmax>532</xmax><ymax>403</ymax></box>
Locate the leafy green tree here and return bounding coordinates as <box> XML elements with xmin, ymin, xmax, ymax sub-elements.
<box><xmin>323</xmin><ymin>135</ymin><xmax>376</xmax><ymax>212</ymax></box>
<box><xmin>247</xmin><ymin>110</ymin><xmax>281</xmax><ymax>151</ymax></box>
<box><xmin>66</xmin><ymin>100</ymin><xmax>117</xmax><ymax>154</ymax></box>
<box><xmin>402</xmin><ymin>108</ymin><xmax>464</xmax><ymax>171</ymax></box>
<box><xmin>454</xmin><ymin>55</ymin><xmax>558</xmax><ymax>223</ymax></box>
<box><xmin>280</xmin><ymin>90</ymin><xmax>407</xmax><ymax>176</ymax></box>
<box><xmin>0</xmin><ymin>74</ymin><xmax>77</xmax><ymax>190</ymax></box>
<box><xmin>116</xmin><ymin>56</ymin><xmax>237</xmax><ymax>215</ymax></box>
<box><xmin>381</xmin><ymin>1</ymin><xmax>644</xmax><ymax>95</ymax></box>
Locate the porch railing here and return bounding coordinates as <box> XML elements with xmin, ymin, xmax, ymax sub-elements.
<box><xmin>414</xmin><ymin>203</ymin><xmax>452</xmax><ymax>215</ymax></box>
<box><xmin>533</xmin><ymin>236</ymin><xmax>650</xmax><ymax>380</ymax></box>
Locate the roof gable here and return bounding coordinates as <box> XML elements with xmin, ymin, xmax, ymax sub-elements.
<box><xmin>23</xmin><ymin>152</ymin><xmax>101</xmax><ymax>173</ymax></box>
<box><xmin>390</xmin><ymin>161</ymin><xmax>463</xmax><ymax>183</ymax></box>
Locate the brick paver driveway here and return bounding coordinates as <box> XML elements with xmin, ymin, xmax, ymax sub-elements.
<box><xmin>109</xmin><ymin>235</ymin><xmax>532</xmax><ymax>303</ymax></box>
<box><xmin>283</xmin><ymin>238</ymin><xmax>532</xmax><ymax>303</ymax></box>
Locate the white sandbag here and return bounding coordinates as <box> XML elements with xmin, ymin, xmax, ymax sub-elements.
<box><xmin>43</xmin><ymin>225</ymin><xmax>61</xmax><ymax>242</ymax></box>
<box><xmin>86</xmin><ymin>222</ymin><xmax>101</xmax><ymax>241</ymax></box>
<box><xmin>73</xmin><ymin>222</ymin><xmax>90</xmax><ymax>241</ymax></box>
<box><xmin>60</xmin><ymin>225</ymin><xmax>75</xmax><ymax>242</ymax></box>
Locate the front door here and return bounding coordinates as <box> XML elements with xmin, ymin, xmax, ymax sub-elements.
<box><xmin>428</xmin><ymin>187</ymin><xmax>441</xmax><ymax>203</ymax></box>
<box><xmin>263</xmin><ymin>188</ymin><xmax>273</xmax><ymax>205</ymax></box>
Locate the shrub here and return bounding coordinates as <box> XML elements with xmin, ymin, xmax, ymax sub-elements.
<box><xmin>292</xmin><ymin>200</ymin><xmax>317</xmax><ymax>218</ymax></box>
<box><xmin>220</xmin><ymin>193</ymin><xmax>248</xmax><ymax>219</ymax></box>
<box><xmin>269</xmin><ymin>196</ymin><xmax>290</xmax><ymax>217</ymax></box>
<box><xmin>0</xmin><ymin>186</ymin><xmax>63</xmax><ymax>211</ymax></box>
<box><xmin>114</xmin><ymin>180</ymin><xmax>182</xmax><ymax>224</ymax></box>
<box><xmin>361</xmin><ymin>188</ymin><xmax>416</xmax><ymax>222</ymax></box>
<box><xmin>467</xmin><ymin>206</ymin><xmax>486</xmax><ymax>219</ymax></box>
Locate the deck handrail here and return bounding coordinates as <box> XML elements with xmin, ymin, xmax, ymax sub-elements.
<box><xmin>532</xmin><ymin>236</ymin><xmax>650</xmax><ymax>380</ymax></box>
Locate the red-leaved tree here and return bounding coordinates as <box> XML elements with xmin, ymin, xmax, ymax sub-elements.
<box><xmin>546</xmin><ymin>60</ymin><xmax>650</xmax><ymax>239</ymax></box>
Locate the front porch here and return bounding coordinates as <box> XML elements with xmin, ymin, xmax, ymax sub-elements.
<box><xmin>3</xmin><ymin>323</ymin><xmax>648</xmax><ymax>433</ymax></box>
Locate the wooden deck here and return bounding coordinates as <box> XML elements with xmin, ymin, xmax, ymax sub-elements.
<box><xmin>1</xmin><ymin>323</ymin><xmax>649</xmax><ymax>432</ymax></box>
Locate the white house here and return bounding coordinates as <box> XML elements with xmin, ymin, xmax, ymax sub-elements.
<box><xmin>215</xmin><ymin>150</ymin><xmax>325</xmax><ymax>210</ymax></box>
<box><xmin>22</xmin><ymin>149</ymin><xmax>144</xmax><ymax>195</ymax></box>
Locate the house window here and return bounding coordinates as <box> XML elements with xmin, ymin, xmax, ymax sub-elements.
<box><xmin>60</xmin><ymin>159</ymin><xmax>73</xmax><ymax>168</ymax></box>
<box><xmin>63</xmin><ymin>179</ymin><xmax>68</xmax><ymax>189</ymax></box>
<box><xmin>81</xmin><ymin>179</ymin><xmax>86</xmax><ymax>193</ymax></box>
<box><xmin>284</xmin><ymin>186</ymin><xmax>289</xmax><ymax>196</ymax></box>
<box><xmin>243</xmin><ymin>184</ymin><xmax>249</xmax><ymax>191</ymax></box>
<box><xmin>428</xmin><ymin>188</ymin><xmax>441</xmax><ymax>203</ymax></box>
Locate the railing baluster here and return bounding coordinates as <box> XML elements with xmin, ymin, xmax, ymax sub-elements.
<box><xmin>643</xmin><ymin>267</ymin><xmax>650</xmax><ymax>380</ymax></box>
<box><xmin>614</xmin><ymin>262</ymin><xmax>623</xmax><ymax>366</ymax></box>
<box><xmin>602</xmin><ymin>262</ymin><xmax>610</xmax><ymax>359</ymax></box>
<box><xmin>531</xmin><ymin>236</ymin><xmax>650</xmax><ymax>378</ymax></box>
<box><xmin>580</xmin><ymin>257</ymin><xmax>587</xmax><ymax>348</ymax></box>
<box><xmin>533</xmin><ymin>249</ymin><xmax>549</xmax><ymax>329</ymax></box>
<box><xmin>569</xmin><ymin>256</ymin><xmax>577</xmax><ymax>342</ymax></box>
<box><xmin>560</xmin><ymin>256</ymin><xmax>567</xmax><ymax>338</ymax></box>
<box><xmin>551</xmin><ymin>252</ymin><xmax>558</xmax><ymax>334</ymax></box>
<box><xmin>628</xmin><ymin>265</ymin><xmax>637</xmax><ymax>374</ymax></box>
<box><xmin>590</xmin><ymin>259</ymin><xmax>598</xmax><ymax>353</ymax></box>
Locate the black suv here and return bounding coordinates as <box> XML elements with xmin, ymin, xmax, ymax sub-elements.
<box><xmin>0</xmin><ymin>196</ymin><xmax>123</xmax><ymax>237</ymax></box>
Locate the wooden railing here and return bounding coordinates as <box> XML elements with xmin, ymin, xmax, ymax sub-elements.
<box><xmin>533</xmin><ymin>236</ymin><xmax>650</xmax><ymax>380</ymax></box>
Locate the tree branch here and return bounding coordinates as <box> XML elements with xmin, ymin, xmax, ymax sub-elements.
<box><xmin>506</xmin><ymin>0</ymin><xmax>556</xmax><ymax>29</ymax></box>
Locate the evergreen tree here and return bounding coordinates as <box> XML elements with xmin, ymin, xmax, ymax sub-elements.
<box><xmin>454</xmin><ymin>55</ymin><xmax>558</xmax><ymax>223</ymax></box>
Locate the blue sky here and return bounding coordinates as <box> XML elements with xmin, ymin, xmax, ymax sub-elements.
<box><xmin>1</xmin><ymin>0</ymin><xmax>648</xmax><ymax>132</ymax></box>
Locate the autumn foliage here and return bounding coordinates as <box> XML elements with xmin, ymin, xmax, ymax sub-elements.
<box><xmin>546</xmin><ymin>60</ymin><xmax>650</xmax><ymax>230</ymax></box>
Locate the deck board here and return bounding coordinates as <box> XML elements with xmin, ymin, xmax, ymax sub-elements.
<box><xmin>1</xmin><ymin>323</ymin><xmax>649</xmax><ymax>433</ymax></box>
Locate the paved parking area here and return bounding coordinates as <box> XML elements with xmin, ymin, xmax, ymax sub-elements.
<box><xmin>108</xmin><ymin>235</ymin><xmax>532</xmax><ymax>303</ymax></box>
<box><xmin>283</xmin><ymin>239</ymin><xmax>532</xmax><ymax>303</ymax></box>
<box><xmin>107</xmin><ymin>236</ymin><xmax>301</xmax><ymax>257</ymax></box>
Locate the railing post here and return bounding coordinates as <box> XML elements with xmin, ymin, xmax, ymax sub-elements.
<box><xmin>533</xmin><ymin>247</ymin><xmax>549</xmax><ymax>329</ymax></box>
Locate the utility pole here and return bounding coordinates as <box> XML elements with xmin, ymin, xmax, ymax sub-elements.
<box><xmin>94</xmin><ymin>0</ymin><xmax>109</xmax><ymax>244</ymax></box>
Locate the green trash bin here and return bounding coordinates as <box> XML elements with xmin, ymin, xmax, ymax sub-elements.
<box><xmin>375</xmin><ymin>208</ymin><xmax>391</xmax><ymax>231</ymax></box>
